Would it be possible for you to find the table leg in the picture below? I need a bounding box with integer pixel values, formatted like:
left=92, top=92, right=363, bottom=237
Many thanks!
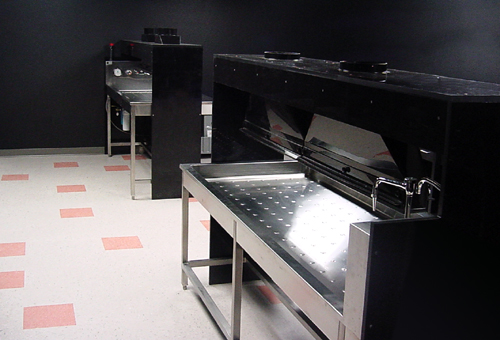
left=181, top=186, right=189, bottom=290
left=130, top=110, right=136, bottom=199
left=231, top=221, right=243, bottom=339
left=106, top=96, right=112, bottom=157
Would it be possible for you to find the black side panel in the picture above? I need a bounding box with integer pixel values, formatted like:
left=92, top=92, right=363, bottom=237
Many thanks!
left=150, top=45, right=202, bottom=199
left=211, top=83, right=282, bottom=163
left=441, top=103, right=500, bottom=244
left=361, top=219, right=434, bottom=339
left=118, top=41, right=202, bottom=199
left=389, top=222, right=499, bottom=340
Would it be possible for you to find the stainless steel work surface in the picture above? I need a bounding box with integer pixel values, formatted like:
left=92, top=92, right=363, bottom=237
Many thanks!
left=106, top=85, right=152, bottom=116
left=181, top=161, right=379, bottom=314
left=121, top=92, right=152, bottom=105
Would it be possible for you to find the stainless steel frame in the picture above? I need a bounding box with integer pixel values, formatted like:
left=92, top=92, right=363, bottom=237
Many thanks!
left=181, top=186, right=243, bottom=339
left=105, top=61, right=152, bottom=199
left=129, top=99, right=152, bottom=199
left=181, top=161, right=384, bottom=340
left=106, top=94, right=152, bottom=199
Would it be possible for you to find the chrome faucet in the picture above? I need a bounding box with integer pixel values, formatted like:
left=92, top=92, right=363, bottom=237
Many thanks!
left=416, top=177, right=441, bottom=195
left=372, top=177, right=418, bottom=218
left=416, top=177, right=442, bottom=212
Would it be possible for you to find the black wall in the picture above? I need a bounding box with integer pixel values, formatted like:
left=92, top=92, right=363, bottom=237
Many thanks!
left=1, top=0, right=499, bottom=150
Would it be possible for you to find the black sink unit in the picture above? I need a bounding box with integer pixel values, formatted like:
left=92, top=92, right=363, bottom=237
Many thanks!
left=107, top=40, right=202, bottom=199
left=206, top=54, right=500, bottom=339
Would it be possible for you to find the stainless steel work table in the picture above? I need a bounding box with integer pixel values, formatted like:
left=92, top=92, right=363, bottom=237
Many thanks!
left=180, top=161, right=380, bottom=340
left=106, top=85, right=152, bottom=199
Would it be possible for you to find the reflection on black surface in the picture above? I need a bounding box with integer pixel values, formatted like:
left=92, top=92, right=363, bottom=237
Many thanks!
left=245, top=96, right=403, bottom=179
left=232, top=55, right=500, bottom=98
left=305, top=115, right=402, bottom=177
left=244, top=96, right=313, bottom=154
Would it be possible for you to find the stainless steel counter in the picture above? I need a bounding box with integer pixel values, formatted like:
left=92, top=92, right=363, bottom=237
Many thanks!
left=181, top=161, right=381, bottom=339
left=106, top=86, right=152, bottom=117
left=105, top=61, right=153, bottom=198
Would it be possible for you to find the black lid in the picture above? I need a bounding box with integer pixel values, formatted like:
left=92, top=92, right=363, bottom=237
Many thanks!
left=339, top=61, right=388, bottom=73
left=264, top=51, right=301, bottom=60
left=143, top=28, right=178, bottom=35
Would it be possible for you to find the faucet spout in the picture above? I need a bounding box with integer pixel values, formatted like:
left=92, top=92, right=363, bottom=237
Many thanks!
left=372, top=177, right=418, bottom=218
left=416, top=177, right=441, bottom=195
left=416, top=177, right=442, bottom=213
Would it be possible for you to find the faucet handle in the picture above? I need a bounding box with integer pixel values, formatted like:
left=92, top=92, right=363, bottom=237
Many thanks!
left=416, top=177, right=441, bottom=195
left=404, top=177, right=418, bottom=194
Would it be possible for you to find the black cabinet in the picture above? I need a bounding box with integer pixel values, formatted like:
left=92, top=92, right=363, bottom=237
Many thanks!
left=110, top=40, right=202, bottom=199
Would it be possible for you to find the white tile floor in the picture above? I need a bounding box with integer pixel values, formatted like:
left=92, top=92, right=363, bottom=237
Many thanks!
left=0, top=153, right=315, bottom=339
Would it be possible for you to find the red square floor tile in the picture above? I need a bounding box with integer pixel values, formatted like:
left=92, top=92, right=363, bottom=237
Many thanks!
left=104, top=165, right=130, bottom=171
left=0, top=242, right=26, bottom=257
left=122, top=155, right=147, bottom=160
left=257, top=284, right=281, bottom=304
left=57, top=185, right=86, bottom=193
left=1, top=174, right=29, bottom=181
left=0, top=271, right=25, bottom=289
left=200, top=220, right=210, bottom=231
left=54, top=162, right=79, bottom=168
left=102, top=236, right=143, bottom=250
left=60, top=208, right=94, bottom=218
left=23, top=303, right=76, bottom=329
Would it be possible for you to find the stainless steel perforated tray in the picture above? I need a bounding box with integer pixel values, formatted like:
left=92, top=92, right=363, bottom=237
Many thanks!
left=181, top=160, right=378, bottom=314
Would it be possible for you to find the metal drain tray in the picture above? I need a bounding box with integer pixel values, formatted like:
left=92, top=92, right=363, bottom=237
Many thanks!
left=181, top=161, right=378, bottom=320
